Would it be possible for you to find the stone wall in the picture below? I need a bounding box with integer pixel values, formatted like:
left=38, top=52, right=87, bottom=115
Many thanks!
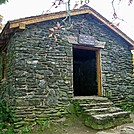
left=1, top=13, right=134, bottom=128
left=65, top=14, right=134, bottom=104
left=101, top=41, right=134, bottom=103
left=68, top=14, right=134, bottom=104
left=7, top=20, right=73, bottom=129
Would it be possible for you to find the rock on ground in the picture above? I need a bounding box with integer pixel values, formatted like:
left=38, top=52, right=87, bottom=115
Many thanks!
left=120, top=126, right=134, bottom=134
left=96, top=132, right=115, bottom=134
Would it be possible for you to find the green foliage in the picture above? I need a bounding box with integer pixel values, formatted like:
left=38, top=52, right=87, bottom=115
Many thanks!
left=120, top=102, right=134, bottom=113
left=72, top=101, right=83, bottom=115
left=65, top=101, right=83, bottom=116
left=36, top=119, right=50, bottom=131
left=65, top=103, right=76, bottom=114
left=37, top=120, right=49, bottom=127
left=0, top=0, right=8, bottom=4
left=21, top=126, right=31, bottom=134
left=0, top=123, right=14, bottom=134
left=0, top=94, right=14, bottom=133
left=0, top=99, right=14, bottom=123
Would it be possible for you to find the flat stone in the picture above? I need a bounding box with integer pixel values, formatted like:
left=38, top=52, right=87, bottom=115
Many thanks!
left=94, top=111, right=129, bottom=120
left=39, top=80, right=46, bottom=89
left=73, top=96, right=109, bottom=101
left=85, top=107, right=121, bottom=113
left=96, top=132, right=114, bottom=134
left=120, top=126, right=134, bottom=134
left=80, top=102, right=113, bottom=108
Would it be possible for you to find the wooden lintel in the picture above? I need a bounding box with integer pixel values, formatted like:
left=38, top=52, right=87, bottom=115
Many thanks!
left=19, top=23, right=25, bottom=30
left=9, top=9, right=89, bottom=29
left=73, top=45, right=99, bottom=51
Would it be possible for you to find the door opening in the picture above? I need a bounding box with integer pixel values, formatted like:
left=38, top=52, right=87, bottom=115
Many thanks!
left=73, top=47, right=98, bottom=96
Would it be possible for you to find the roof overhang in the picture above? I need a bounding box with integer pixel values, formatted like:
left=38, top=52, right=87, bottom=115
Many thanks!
left=0, top=6, right=134, bottom=50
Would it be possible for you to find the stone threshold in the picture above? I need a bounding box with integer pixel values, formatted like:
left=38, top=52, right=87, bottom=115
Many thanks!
left=73, top=96, right=109, bottom=100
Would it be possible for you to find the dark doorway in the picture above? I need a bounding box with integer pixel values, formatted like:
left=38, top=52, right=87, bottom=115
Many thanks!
left=73, top=47, right=98, bottom=96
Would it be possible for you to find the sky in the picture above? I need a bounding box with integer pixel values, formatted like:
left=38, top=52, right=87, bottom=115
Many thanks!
left=0, top=0, right=134, bottom=40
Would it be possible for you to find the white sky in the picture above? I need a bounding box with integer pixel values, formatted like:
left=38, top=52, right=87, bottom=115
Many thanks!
left=0, top=0, right=134, bottom=40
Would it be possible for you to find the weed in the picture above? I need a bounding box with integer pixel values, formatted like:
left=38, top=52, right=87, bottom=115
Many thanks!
left=120, top=102, right=134, bottom=113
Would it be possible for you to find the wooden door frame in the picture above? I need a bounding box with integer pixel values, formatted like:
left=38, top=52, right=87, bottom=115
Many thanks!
left=96, top=50, right=102, bottom=96
left=73, top=45, right=102, bottom=96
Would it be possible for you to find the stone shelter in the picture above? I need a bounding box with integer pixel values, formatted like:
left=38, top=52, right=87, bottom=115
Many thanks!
left=0, top=6, right=134, bottom=130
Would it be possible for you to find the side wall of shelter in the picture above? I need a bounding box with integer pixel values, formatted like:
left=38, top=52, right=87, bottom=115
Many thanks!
left=7, top=20, right=73, bottom=128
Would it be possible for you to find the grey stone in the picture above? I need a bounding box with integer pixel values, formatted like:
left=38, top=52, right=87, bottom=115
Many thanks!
left=64, top=35, right=78, bottom=44
left=120, top=126, right=134, bottom=134
left=96, top=132, right=114, bottom=134
left=26, top=60, right=38, bottom=64
left=44, top=70, right=53, bottom=75
left=39, top=80, right=46, bottom=89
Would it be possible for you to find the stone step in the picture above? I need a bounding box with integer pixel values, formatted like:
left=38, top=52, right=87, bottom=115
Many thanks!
left=73, top=96, right=110, bottom=103
left=85, top=107, right=122, bottom=115
left=93, top=111, right=130, bottom=120
left=73, top=96, right=132, bottom=130
left=80, top=102, right=113, bottom=109
left=85, top=111, right=132, bottom=130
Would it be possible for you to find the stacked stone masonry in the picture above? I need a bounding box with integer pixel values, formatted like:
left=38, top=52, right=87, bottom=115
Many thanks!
left=0, top=14, right=134, bottom=128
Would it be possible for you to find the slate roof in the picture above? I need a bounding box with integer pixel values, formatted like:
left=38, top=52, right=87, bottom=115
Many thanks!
left=0, top=6, right=134, bottom=50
